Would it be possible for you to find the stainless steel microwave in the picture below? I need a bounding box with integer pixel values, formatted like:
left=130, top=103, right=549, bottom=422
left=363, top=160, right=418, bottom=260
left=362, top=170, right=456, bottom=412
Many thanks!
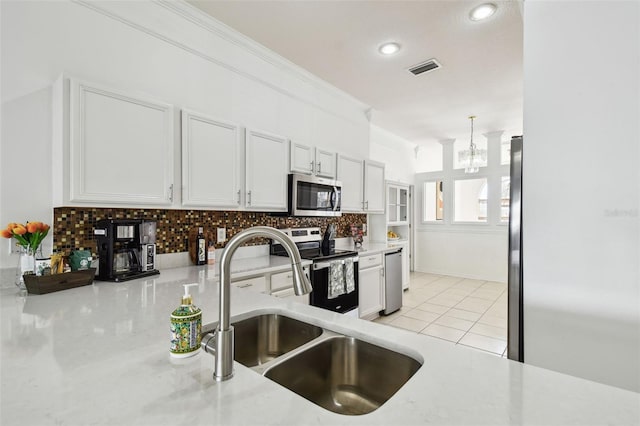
left=288, top=174, right=342, bottom=217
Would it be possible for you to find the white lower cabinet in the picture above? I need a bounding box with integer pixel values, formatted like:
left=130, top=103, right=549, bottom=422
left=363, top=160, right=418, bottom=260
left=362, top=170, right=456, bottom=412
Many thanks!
left=358, top=253, right=385, bottom=320
left=231, top=276, right=267, bottom=294
left=271, top=287, right=310, bottom=304
left=232, top=267, right=310, bottom=305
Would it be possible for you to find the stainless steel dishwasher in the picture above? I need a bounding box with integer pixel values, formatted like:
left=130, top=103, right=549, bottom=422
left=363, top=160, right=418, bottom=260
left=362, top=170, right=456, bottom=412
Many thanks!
left=383, top=249, right=403, bottom=315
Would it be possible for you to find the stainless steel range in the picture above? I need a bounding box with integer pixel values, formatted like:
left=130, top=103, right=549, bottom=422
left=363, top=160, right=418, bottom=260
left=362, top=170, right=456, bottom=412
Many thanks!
left=270, top=227, right=359, bottom=316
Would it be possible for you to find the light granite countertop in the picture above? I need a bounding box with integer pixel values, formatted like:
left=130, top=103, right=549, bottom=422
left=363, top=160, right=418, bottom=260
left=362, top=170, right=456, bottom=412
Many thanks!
left=1, top=263, right=639, bottom=425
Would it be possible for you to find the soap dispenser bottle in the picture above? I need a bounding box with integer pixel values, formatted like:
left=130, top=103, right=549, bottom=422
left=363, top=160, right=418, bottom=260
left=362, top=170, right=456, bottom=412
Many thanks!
left=170, top=283, right=202, bottom=358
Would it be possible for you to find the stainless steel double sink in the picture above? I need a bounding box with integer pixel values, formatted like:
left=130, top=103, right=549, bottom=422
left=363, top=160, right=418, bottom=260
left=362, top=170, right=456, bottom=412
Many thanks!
left=201, top=311, right=422, bottom=416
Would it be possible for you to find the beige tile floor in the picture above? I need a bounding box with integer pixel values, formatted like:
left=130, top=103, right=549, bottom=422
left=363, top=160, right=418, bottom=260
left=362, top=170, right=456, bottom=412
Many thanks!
left=373, top=272, right=509, bottom=357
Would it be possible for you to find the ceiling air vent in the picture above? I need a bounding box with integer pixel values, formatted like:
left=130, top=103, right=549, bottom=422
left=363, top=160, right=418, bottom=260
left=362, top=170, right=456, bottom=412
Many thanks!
left=408, top=59, right=441, bottom=76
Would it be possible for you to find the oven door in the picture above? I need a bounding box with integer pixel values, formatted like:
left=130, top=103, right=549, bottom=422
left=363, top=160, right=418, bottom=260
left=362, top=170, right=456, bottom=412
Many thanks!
left=309, top=257, right=359, bottom=314
left=289, top=174, right=342, bottom=217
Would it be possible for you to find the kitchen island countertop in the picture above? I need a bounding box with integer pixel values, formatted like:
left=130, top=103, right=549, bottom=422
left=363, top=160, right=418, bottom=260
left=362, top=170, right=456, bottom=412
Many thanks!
left=1, top=265, right=638, bottom=425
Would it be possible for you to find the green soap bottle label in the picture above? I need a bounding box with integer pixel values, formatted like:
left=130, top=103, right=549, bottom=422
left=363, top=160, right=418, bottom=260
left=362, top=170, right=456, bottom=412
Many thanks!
left=170, top=307, right=202, bottom=356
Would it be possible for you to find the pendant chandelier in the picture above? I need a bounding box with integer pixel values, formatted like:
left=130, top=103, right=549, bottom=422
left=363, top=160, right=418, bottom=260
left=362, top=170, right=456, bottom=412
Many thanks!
left=458, top=115, right=487, bottom=173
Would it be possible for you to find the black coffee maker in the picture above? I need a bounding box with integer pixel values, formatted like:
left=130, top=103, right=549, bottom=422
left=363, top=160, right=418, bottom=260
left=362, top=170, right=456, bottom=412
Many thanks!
left=94, top=219, right=160, bottom=282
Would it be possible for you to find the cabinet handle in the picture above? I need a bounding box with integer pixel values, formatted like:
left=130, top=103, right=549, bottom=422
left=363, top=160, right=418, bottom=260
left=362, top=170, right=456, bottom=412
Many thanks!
left=237, top=282, right=253, bottom=288
left=380, top=268, right=384, bottom=277
left=237, top=190, right=241, bottom=205
left=365, top=200, right=369, bottom=210
left=368, top=256, right=376, bottom=261
left=310, top=161, right=315, bottom=173
left=168, top=184, right=174, bottom=202
left=317, top=161, right=322, bottom=174
left=247, top=190, right=252, bottom=205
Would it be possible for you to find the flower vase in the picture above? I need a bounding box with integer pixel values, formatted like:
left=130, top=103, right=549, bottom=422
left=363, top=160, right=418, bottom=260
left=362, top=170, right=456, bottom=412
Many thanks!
left=15, top=246, right=41, bottom=290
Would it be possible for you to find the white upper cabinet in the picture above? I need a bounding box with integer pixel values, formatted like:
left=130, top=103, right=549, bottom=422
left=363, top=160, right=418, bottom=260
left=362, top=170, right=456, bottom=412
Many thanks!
left=337, top=155, right=386, bottom=213
left=290, top=142, right=315, bottom=175
left=245, top=128, right=288, bottom=211
left=290, top=142, right=337, bottom=179
left=315, top=148, right=337, bottom=179
left=337, top=155, right=364, bottom=212
left=181, top=110, right=242, bottom=208
left=54, top=77, right=174, bottom=207
left=364, top=160, right=386, bottom=213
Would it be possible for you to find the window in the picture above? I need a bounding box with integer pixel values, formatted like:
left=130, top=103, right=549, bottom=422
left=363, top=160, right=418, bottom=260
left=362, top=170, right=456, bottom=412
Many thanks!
left=422, top=181, right=444, bottom=222
left=454, top=178, right=488, bottom=222
left=501, top=176, right=510, bottom=222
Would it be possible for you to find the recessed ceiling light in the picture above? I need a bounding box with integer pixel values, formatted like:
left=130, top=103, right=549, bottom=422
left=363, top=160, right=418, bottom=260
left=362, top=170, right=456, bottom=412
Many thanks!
left=378, top=42, right=401, bottom=55
left=469, top=3, right=497, bottom=21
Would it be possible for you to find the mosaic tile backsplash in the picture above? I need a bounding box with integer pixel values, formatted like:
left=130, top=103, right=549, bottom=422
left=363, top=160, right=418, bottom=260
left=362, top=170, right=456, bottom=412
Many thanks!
left=53, top=208, right=367, bottom=256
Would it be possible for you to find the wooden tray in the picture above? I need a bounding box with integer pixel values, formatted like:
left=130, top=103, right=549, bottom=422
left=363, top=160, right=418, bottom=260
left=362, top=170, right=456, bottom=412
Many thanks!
left=23, top=268, right=96, bottom=295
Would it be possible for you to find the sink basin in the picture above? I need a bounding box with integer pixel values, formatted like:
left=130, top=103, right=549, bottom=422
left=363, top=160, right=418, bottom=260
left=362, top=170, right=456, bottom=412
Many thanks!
left=264, top=336, right=421, bottom=415
left=231, top=314, right=323, bottom=367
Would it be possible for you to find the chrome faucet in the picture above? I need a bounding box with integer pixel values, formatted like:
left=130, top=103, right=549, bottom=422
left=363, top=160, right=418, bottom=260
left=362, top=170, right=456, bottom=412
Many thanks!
left=213, top=226, right=312, bottom=381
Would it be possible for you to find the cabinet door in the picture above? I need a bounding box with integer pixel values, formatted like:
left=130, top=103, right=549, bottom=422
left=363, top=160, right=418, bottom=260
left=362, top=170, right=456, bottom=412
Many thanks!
left=232, top=276, right=267, bottom=294
left=290, top=141, right=315, bottom=175
left=364, top=160, right=385, bottom=213
left=271, top=287, right=310, bottom=305
left=246, top=128, right=288, bottom=211
left=69, top=79, right=174, bottom=205
left=359, top=266, right=384, bottom=318
left=315, top=148, right=337, bottom=179
left=337, top=155, right=364, bottom=212
left=181, top=110, right=242, bottom=208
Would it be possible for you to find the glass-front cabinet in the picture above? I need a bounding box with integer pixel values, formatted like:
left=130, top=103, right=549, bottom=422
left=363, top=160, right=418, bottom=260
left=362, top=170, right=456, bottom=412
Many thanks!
left=388, top=185, right=409, bottom=225
left=369, top=181, right=412, bottom=291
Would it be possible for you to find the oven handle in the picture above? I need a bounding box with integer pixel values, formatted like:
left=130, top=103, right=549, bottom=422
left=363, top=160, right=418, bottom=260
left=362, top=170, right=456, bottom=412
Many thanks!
left=313, top=257, right=359, bottom=270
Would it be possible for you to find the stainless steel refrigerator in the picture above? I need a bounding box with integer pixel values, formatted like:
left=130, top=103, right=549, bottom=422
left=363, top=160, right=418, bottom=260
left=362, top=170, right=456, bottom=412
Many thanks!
left=508, top=136, right=524, bottom=362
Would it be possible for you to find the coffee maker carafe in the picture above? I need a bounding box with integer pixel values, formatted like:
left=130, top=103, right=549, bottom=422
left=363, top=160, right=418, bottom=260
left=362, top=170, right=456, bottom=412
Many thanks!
left=94, top=219, right=160, bottom=282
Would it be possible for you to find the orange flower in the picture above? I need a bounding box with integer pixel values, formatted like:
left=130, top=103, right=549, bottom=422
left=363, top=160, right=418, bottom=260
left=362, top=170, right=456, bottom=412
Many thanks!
left=6, top=222, right=18, bottom=230
left=42, top=224, right=50, bottom=232
left=12, top=224, right=27, bottom=235
left=0, top=229, right=12, bottom=239
left=26, top=222, right=40, bottom=233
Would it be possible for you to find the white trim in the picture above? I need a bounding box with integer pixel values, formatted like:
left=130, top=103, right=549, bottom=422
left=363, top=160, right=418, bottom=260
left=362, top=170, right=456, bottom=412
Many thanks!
left=415, top=227, right=506, bottom=235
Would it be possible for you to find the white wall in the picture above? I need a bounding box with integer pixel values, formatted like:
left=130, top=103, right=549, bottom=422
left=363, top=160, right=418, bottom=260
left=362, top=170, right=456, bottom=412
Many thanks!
left=369, top=124, right=416, bottom=184
left=523, top=0, right=639, bottom=392
left=415, top=229, right=507, bottom=282
left=415, top=142, right=443, bottom=173
left=0, top=1, right=371, bottom=268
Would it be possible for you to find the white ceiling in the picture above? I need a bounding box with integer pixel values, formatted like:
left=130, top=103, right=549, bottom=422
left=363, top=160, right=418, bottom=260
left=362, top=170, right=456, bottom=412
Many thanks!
left=188, top=0, right=523, bottom=147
